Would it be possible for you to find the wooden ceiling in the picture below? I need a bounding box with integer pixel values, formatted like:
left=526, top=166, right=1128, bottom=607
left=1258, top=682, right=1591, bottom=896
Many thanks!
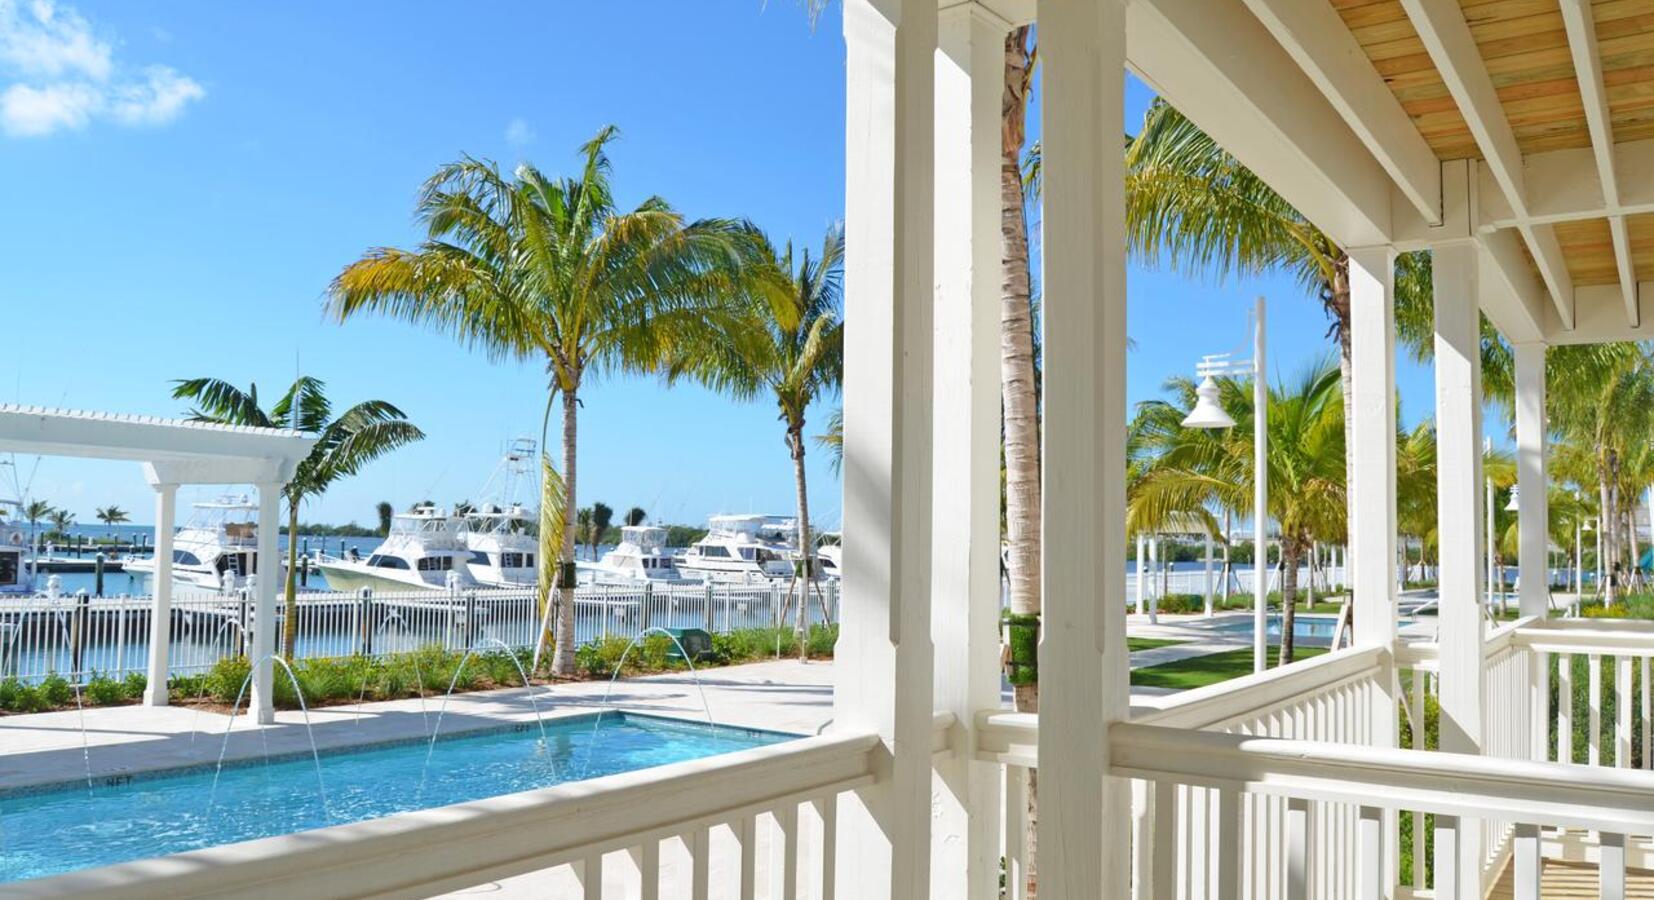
left=1328, top=0, right=1654, bottom=295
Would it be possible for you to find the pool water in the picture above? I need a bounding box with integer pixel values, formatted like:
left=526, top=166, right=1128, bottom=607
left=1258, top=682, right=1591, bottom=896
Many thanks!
left=0, top=713, right=790, bottom=885
left=1211, top=615, right=1339, bottom=643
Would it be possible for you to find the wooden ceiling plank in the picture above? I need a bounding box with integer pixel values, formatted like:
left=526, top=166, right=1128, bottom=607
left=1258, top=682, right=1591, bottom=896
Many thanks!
left=1240, top=0, right=1441, bottom=222
left=1560, top=0, right=1638, bottom=323
left=1400, top=0, right=1575, bottom=325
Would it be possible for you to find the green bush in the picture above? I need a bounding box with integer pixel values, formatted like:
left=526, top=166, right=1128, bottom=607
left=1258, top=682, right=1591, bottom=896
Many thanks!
left=3, top=682, right=48, bottom=713
left=85, top=675, right=126, bottom=706
left=124, top=672, right=147, bottom=698
left=0, top=677, right=21, bottom=710
left=39, top=674, right=73, bottom=707
left=205, top=656, right=253, bottom=704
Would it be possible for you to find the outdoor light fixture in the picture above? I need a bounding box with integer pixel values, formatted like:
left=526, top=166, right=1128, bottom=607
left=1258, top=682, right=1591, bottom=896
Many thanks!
left=1181, top=376, right=1237, bottom=430
left=1505, top=484, right=1520, bottom=512
left=1183, top=296, right=1268, bottom=672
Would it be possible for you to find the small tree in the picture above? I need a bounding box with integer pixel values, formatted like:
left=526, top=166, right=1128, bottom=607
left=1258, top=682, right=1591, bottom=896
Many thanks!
left=624, top=506, right=647, bottom=527
left=375, top=501, right=394, bottom=536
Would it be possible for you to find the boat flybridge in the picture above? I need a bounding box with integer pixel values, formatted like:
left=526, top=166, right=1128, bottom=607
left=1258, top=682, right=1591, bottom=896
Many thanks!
left=816, top=531, right=843, bottom=580
left=580, top=524, right=692, bottom=584
left=314, top=504, right=479, bottom=593
left=677, top=514, right=797, bottom=583
left=460, top=439, right=539, bottom=588
left=0, top=500, right=28, bottom=596
left=124, top=495, right=260, bottom=593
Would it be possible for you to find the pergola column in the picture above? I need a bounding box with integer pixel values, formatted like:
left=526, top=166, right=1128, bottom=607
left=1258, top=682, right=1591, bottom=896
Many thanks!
left=1348, top=245, right=1399, bottom=655
left=1514, top=341, right=1549, bottom=617
left=836, top=0, right=937, bottom=896
left=250, top=480, right=284, bottom=725
left=1038, top=0, right=1131, bottom=895
left=931, top=4, right=1007, bottom=897
left=1433, top=240, right=1485, bottom=897
left=142, top=478, right=178, bottom=706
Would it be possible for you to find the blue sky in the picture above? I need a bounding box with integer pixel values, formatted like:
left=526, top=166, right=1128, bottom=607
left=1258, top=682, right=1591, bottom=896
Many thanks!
left=0, top=0, right=1441, bottom=528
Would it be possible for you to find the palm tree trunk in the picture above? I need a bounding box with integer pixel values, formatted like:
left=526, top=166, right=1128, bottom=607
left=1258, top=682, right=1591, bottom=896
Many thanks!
left=1001, top=25, right=1039, bottom=898
left=1280, top=538, right=1301, bottom=665
left=789, top=426, right=812, bottom=661
left=283, top=500, right=301, bottom=660
left=552, top=386, right=580, bottom=676
left=1328, top=257, right=1355, bottom=518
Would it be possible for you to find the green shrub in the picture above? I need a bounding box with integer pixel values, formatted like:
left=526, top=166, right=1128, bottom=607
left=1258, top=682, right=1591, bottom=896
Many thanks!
left=0, top=677, right=21, bottom=710
left=205, top=656, right=253, bottom=704
left=7, top=684, right=47, bottom=713
left=123, top=672, right=147, bottom=699
left=85, top=675, right=126, bottom=706
left=39, top=674, right=73, bottom=707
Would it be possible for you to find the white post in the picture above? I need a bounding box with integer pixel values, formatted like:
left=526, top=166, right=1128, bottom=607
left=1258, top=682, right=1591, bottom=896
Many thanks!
left=836, top=0, right=936, bottom=895
left=1148, top=535, right=1160, bottom=624
left=1135, top=533, right=1145, bottom=615
left=1038, top=0, right=1130, bottom=894
left=1253, top=295, right=1268, bottom=672
left=1203, top=529, right=1215, bottom=616
left=931, top=5, right=1005, bottom=896
left=1348, top=246, right=1398, bottom=656
left=250, top=481, right=283, bottom=725
left=142, top=479, right=178, bottom=706
left=1432, top=239, right=1484, bottom=898
left=1485, top=438, right=1496, bottom=612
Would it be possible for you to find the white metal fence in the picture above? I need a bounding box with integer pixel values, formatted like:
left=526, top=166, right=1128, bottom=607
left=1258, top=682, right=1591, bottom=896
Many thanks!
left=0, top=580, right=838, bottom=685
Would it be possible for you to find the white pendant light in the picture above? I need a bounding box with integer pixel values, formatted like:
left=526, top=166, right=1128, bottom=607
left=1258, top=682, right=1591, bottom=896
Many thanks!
left=1181, top=376, right=1237, bottom=430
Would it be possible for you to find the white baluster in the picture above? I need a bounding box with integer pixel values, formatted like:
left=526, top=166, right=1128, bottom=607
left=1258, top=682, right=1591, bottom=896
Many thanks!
left=1004, top=768, right=1027, bottom=900
left=1617, top=656, right=1632, bottom=767
left=817, top=795, right=837, bottom=900
left=579, top=852, right=602, bottom=900
left=1216, top=788, right=1240, bottom=900
left=779, top=802, right=799, bottom=900
left=1590, top=654, right=1603, bottom=766
left=739, top=814, right=758, bottom=900
left=1601, top=831, right=1626, bottom=900
left=1285, top=797, right=1311, bottom=900
left=690, top=825, right=710, bottom=900
left=1512, top=823, right=1540, bottom=900
left=1433, top=814, right=1460, bottom=899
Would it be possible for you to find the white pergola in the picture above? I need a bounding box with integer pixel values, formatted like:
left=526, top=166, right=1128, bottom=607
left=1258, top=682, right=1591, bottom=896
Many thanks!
left=0, top=405, right=313, bottom=724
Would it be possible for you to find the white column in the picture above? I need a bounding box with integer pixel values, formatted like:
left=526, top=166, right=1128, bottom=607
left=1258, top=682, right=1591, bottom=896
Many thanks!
left=836, top=0, right=936, bottom=896
left=1514, top=342, right=1549, bottom=617
left=142, top=480, right=178, bottom=706
left=1432, top=241, right=1484, bottom=897
left=1348, top=245, right=1398, bottom=654
left=931, top=5, right=1006, bottom=897
left=1038, top=0, right=1130, bottom=895
left=1203, top=529, right=1215, bottom=616
left=1135, top=533, right=1145, bottom=615
left=250, top=481, right=283, bottom=725
left=1148, top=536, right=1160, bottom=624
left=1253, top=296, right=1269, bottom=672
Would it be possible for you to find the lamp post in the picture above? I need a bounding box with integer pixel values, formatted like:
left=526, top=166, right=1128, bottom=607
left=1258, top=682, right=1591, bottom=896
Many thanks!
left=1485, top=438, right=1496, bottom=614
left=1182, top=296, right=1267, bottom=672
left=1504, top=485, right=1520, bottom=604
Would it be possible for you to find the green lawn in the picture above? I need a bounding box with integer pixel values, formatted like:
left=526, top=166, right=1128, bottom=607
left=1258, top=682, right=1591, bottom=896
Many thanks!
left=1130, top=645, right=1330, bottom=691
left=1126, top=637, right=1188, bottom=652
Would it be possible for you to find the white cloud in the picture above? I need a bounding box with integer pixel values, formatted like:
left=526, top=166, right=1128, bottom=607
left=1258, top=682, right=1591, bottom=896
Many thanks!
left=0, top=0, right=202, bottom=137
left=505, top=117, right=534, bottom=149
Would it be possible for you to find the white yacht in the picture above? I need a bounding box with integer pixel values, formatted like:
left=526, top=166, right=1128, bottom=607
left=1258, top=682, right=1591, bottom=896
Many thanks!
left=0, top=501, right=28, bottom=596
left=580, top=525, right=691, bottom=584
left=676, top=514, right=796, bottom=582
left=460, top=439, right=539, bottom=588
left=314, top=505, right=479, bottom=593
left=816, top=531, right=843, bottom=580
left=124, top=496, right=260, bottom=592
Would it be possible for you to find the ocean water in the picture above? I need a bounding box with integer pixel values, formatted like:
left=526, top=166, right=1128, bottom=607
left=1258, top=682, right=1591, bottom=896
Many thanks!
left=0, top=712, right=790, bottom=885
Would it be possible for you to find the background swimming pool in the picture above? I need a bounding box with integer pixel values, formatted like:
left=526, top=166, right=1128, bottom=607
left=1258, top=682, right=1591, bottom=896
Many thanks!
left=1210, top=615, right=1339, bottom=643
left=0, top=713, right=789, bottom=884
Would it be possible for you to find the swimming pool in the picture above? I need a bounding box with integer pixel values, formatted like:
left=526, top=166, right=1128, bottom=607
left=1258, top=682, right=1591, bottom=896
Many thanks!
left=0, top=713, right=790, bottom=885
left=1210, top=615, right=1339, bottom=643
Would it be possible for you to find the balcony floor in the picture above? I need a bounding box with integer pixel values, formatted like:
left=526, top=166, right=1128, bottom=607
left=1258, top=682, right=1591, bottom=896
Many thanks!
left=1487, top=859, right=1654, bottom=898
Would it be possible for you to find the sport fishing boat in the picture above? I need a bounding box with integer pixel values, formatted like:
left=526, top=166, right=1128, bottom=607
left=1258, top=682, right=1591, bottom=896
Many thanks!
left=816, top=531, right=843, bottom=580
left=459, top=439, right=539, bottom=588
left=580, top=525, right=692, bottom=584
left=0, top=501, right=29, bottom=596
left=676, top=514, right=796, bottom=583
left=124, top=496, right=260, bottom=592
left=313, top=504, right=479, bottom=592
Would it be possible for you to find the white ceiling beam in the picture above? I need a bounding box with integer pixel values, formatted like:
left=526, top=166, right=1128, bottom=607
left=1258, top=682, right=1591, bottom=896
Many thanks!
left=1399, top=0, right=1575, bottom=328
left=1237, top=0, right=1441, bottom=225
left=1548, top=283, right=1654, bottom=345
left=1559, top=0, right=1638, bottom=326
left=1477, top=138, right=1654, bottom=229
left=1478, top=229, right=1549, bottom=344
left=1127, top=0, right=1402, bottom=250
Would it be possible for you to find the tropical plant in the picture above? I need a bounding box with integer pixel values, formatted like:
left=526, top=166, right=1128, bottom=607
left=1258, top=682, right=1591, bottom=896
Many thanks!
left=20, top=499, right=51, bottom=550
left=624, top=506, right=647, bottom=527
left=590, top=502, right=614, bottom=557
left=95, top=505, right=129, bottom=534
left=172, top=376, right=424, bottom=658
left=664, top=227, right=843, bottom=658
left=376, top=501, right=394, bottom=537
left=1128, top=358, right=1347, bottom=664
left=575, top=507, right=593, bottom=558
left=47, top=508, right=73, bottom=539
left=328, top=126, right=756, bottom=675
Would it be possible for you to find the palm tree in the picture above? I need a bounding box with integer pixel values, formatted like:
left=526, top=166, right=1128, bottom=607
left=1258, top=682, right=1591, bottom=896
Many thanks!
left=21, top=499, right=51, bottom=551
left=328, top=126, right=755, bottom=675
left=172, top=376, right=423, bottom=658
left=590, top=502, right=614, bottom=557
left=664, top=228, right=843, bottom=658
left=624, top=506, right=647, bottom=527
left=95, top=505, right=130, bottom=535
left=376, top=501, right=394, bottom=537
left=575, top=508, right=594, bottom=560
left=1129, top=358, right=1346, bottom=665
left=47, top=508, right=74, bottom=540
